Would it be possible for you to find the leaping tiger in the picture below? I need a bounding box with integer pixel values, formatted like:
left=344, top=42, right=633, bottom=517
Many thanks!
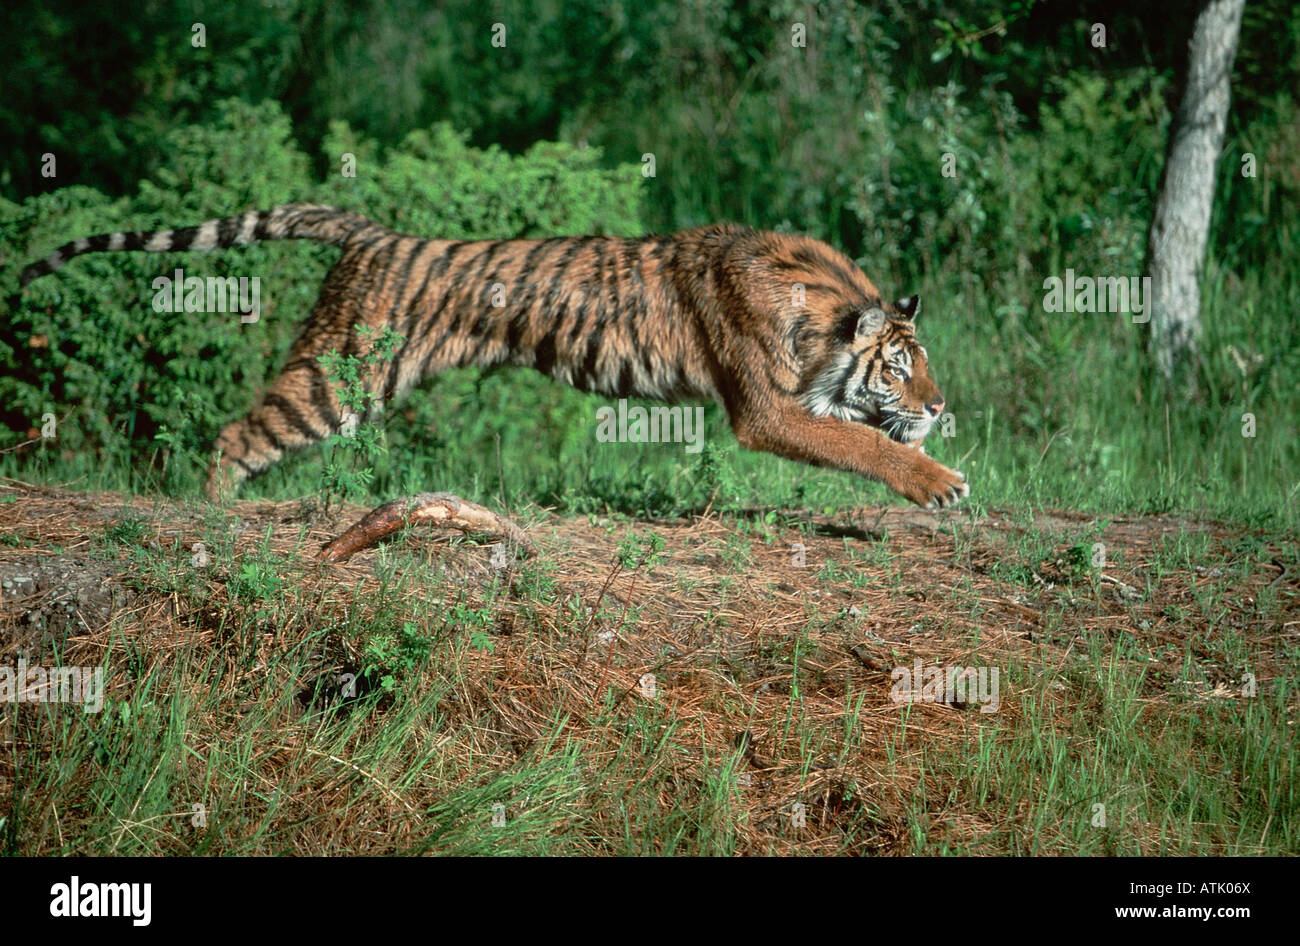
left=21, top=204, right=968, bottom=508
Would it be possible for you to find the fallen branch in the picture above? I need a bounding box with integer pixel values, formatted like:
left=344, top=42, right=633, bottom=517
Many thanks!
left=318, top=491, right=532, bottom=563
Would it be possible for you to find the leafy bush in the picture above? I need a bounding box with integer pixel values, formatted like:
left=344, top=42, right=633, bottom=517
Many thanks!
left=1, top=98, right=644, bottom=495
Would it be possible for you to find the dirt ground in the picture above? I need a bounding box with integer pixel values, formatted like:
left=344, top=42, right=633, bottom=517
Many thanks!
left=1, top=479, right=1297, bottom=854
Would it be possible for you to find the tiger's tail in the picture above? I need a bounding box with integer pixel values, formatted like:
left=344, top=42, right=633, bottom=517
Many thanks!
left=19, top=204, right=378, bottom=288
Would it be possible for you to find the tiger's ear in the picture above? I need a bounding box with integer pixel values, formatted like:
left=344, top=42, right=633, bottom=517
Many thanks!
left=895, top=294, right=920, bottom=320
left=854, top=305, right=886, bottom=337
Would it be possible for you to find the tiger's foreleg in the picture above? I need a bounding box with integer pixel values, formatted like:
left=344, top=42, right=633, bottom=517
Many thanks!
left=729, top=401, right=968, bottom=509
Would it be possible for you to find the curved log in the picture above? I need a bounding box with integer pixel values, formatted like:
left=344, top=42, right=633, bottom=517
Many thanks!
left=318, top=491, right=532, bottom=562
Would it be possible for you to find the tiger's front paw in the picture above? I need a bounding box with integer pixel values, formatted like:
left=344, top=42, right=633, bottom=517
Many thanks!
left=894, top=456, right=968, bottom=510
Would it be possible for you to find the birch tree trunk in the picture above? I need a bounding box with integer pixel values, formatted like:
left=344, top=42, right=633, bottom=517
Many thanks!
left=1146, top=0, right=1247, bottom=383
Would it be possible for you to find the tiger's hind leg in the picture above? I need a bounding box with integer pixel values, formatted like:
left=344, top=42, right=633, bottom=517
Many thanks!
left=204, top=247, right=389, bottom=501
left=205, top=353, right=345, bottom=501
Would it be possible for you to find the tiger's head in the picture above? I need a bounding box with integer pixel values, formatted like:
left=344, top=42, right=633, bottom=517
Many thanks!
left=801, top=294, right=946, bottom=446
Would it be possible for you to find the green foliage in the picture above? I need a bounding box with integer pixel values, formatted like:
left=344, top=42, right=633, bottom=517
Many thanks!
left=230, top=558, right=285, bottom=603
left=316, top=324, right=404, bottom=509
left=616, top=530, right=666, bottom=571
left=2, top=101, right=327, bottom=476
left=101, top=514, right=148, bottom=547
left=2, top=98, right=643, bottom=498
left=318, top=121, right=642, bottom=240
left=362, top=620, right=433, bottom=691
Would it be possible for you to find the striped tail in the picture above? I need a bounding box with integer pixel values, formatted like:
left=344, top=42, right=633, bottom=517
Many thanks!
left=19, top=204, right=377, bottom=288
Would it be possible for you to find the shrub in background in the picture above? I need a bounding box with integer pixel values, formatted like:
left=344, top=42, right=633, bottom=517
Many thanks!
left=1, top=98, right=644, bottom=497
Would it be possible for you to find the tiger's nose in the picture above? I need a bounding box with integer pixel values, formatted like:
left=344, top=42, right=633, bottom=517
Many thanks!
left=925, top=397, right=945, bottom=417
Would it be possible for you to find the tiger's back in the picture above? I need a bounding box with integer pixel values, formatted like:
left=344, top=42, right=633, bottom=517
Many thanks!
left=351, top=228, right=727, bottom=403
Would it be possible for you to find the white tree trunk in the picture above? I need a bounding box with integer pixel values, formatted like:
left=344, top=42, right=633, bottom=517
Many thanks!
left=1146, top=0, right=1247, bottom=382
